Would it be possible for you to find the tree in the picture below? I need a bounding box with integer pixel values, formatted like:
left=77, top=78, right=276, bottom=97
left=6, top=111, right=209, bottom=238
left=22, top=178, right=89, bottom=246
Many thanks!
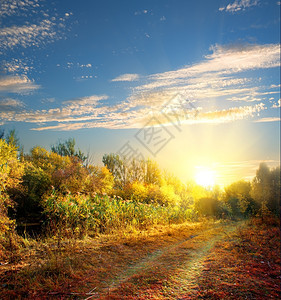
left=251, top=163, right=280, bottom=214
left=143, top=159, right=162, bottom=185
left=194, top=197, right=222, bottom=217
left=51, top=138, right=87, bottom=162
left=0, top=139, right=23, bottom=236
left=4, top=129, right=24, bottom=160
left=5, top=129, right=20, bottom=149
left=224, top=180, right=256, bottom=217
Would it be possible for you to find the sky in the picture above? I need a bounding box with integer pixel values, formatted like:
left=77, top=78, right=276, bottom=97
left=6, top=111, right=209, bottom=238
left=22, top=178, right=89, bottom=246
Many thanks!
left=0, top=0, right=280, bottom=186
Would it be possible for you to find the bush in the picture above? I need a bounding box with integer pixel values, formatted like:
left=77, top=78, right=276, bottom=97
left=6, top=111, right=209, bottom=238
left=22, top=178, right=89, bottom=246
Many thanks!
left=194, top=197, right=224, bottom=218
left=40, top=192, right=196, bottom=237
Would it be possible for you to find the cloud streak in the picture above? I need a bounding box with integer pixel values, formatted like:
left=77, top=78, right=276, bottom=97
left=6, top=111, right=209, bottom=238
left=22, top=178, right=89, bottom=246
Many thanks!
left=112, top=73, right=140, bottom=82
left=254, top=117, right=281, bottom=123
left=0, top=75, right=40, bottom=93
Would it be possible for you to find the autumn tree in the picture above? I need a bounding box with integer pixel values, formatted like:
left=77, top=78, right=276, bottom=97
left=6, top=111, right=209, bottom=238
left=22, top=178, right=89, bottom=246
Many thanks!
left=143, top=159, right=162, bottom=185
left=0, top=139, right=23, bottom=237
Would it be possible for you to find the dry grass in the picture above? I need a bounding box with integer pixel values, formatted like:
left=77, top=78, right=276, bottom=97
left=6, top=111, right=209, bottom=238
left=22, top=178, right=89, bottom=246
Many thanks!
left=0, top=220, right=211, bottom=299
left=1, top=218, right=279, bottom=299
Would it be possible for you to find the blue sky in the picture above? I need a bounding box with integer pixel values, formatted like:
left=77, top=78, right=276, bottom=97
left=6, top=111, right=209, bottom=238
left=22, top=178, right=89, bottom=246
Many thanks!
left=0, top=0, right=280, bottom=185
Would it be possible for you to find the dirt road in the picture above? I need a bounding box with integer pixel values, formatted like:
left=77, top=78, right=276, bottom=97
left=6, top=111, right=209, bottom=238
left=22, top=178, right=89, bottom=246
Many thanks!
left=2, top=219, right=279, bottom=299
left=80, top=221, right=243, bottom=299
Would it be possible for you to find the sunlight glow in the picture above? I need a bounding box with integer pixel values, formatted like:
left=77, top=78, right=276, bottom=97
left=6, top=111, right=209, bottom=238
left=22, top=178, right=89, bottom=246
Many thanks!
left=195, top=167, right=216, bottom=188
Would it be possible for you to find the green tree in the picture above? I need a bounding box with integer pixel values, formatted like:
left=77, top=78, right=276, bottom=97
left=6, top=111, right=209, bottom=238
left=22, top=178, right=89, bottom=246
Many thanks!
left=51, top=138, right=87, bottom=162
left=5, top=129, right=20, bottom=149
left=102, top=153, right=129, bottom=188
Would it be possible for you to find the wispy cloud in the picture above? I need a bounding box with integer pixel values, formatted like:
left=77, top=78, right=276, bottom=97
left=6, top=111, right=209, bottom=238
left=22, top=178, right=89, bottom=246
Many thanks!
left=62, top=95, right=108, bottom=106
left=111, top=73, right=140, bottom=82
left=144, top=103, right=266, bottom=127
left=128, top=44, right=279, bottom=111
left=0, top=75, right=40, bottom=93
left=0, top=43, right=279, bottom=131
left=143, top=44, right=279, bottom=87
left=0, top=98, right=24, bottom=111
left=254, top=117, right=281, bottom=123
left=0, top=94, right=109, bottom=126
left=219, top=0, right=259, bottom=13
left=193, top=103, right=265, bottom=123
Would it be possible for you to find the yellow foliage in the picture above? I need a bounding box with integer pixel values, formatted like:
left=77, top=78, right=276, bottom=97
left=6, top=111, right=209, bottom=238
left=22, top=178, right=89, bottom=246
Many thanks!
left=0, top=139, right=23, bottom=237
left=159, top=184, right=181, bottom=206
left=130, top=181, right=148, bottom=202
left=29, top=146, right=71, bottom=173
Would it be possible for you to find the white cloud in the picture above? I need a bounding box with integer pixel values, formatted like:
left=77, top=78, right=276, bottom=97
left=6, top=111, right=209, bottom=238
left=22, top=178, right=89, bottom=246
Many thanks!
left=111, top=73, right=140, bottom=82
left=254, top=117, right=281, bottom=123
left=2, top=58, right=34, bottom=76
left=219, top=0, right=258, bottom=12
left=0, top=75, right=40, bottom=93
left=79, top=63, right=92, bottom=68
left=143, top=103, right=266, bottom=127
left=0, top=94, right=109, bottom=126
left=0, top=1, right=72, bottom=54
left=134, top=10, right=149, bottom=15
left=145, top=44, right=279, bottom=86
left=272, top=99, right=281, bottom=108
left=27, top=102, right=266, bottom=131
left=0, top=98, right=24, bottom=110
left=228, top=95, right=261, bottom=102
left=0, top=0, right=39, bottom=18
left=0, top=20, right=58, bottom=51
left=196, top=103, right=265, bottom=123
left=270, top=84, right=281, bottom=89
left=62, top=95, right=108, bottom=106
left=1, top=43, right=278, bottom=131
left=129, top=44, right=279, bottom=110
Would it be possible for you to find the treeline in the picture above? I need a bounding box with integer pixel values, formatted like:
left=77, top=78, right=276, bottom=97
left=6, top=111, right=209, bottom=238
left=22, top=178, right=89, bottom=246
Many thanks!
left=0, top=132, right=280, bottom=243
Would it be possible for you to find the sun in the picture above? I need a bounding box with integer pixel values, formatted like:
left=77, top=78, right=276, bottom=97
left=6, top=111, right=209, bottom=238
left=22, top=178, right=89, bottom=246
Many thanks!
left=195, top=167, right=216, bottom=188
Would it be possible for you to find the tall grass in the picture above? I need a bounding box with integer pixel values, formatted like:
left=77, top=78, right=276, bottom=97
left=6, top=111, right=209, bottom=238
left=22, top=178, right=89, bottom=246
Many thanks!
left=41, top=192, right=194, bottom=238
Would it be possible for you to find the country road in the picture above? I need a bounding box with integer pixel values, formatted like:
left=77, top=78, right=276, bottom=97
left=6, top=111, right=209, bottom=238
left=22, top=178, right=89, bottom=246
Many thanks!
left=1, top=219, right=280, bottom=299
left=77, top=221, right=244, bottom=299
